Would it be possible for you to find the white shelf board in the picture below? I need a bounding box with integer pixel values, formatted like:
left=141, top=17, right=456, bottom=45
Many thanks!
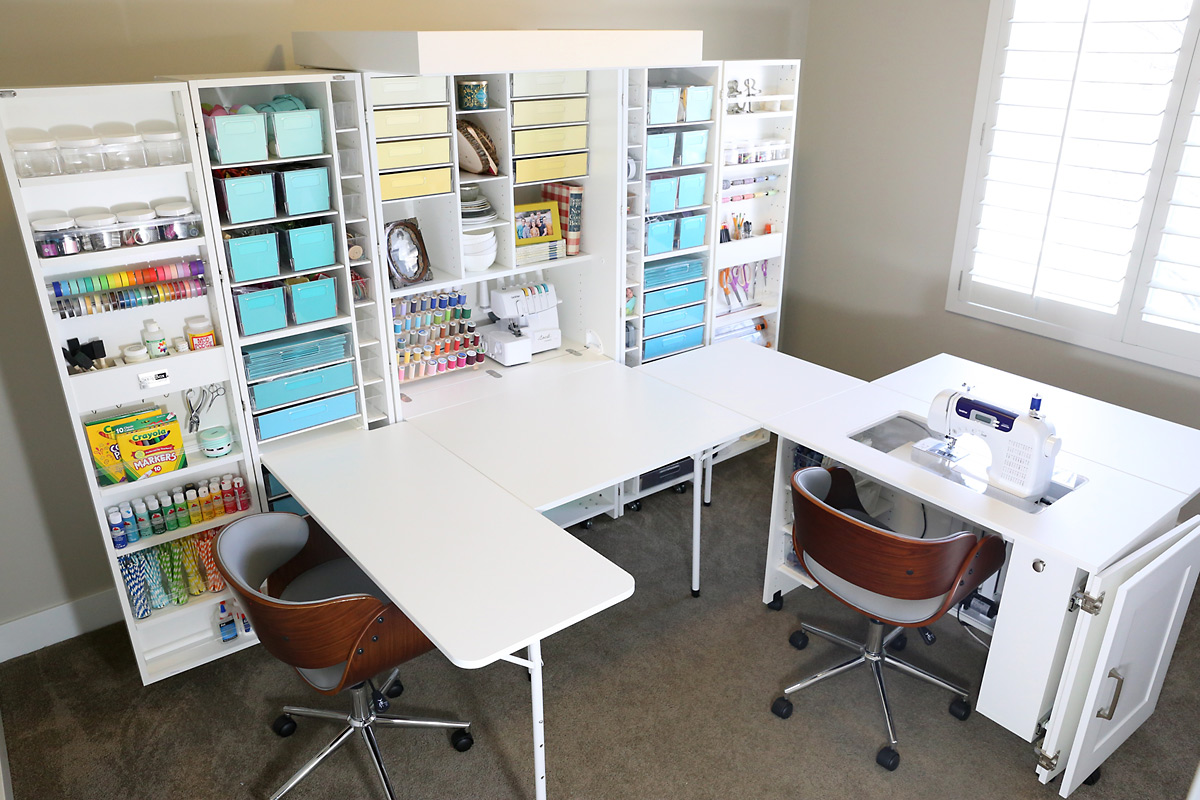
left=230, top=263, right=345, bottom=288
left=220, top=209, right=338, bottom=232
left=723, top=110, right=794, bottom=120
left=542, top=491, right=616, bottom=529
left=18, top=162, right=193, bottom=188
left=237, top=313, right=355, bottom=347
left=40, top=238, right=207, bottom=276
left=459, top=172, right=509, bottom=185
left=646, top=119, right=715, bottom=129
left=514, top=174, right=589, bottom=188
left=98, top=443, right=248, bottom=502
left=643, top=203, right=710, bottom=218
left=70, top=346, right=231, bottom=411
left=713, top=302, right=780, bottom=329
left=721, top=158, right=791, bottom=171
left=645, top=162, right=713, bottom=175
left=644, top=244, right=708, bottom=263
left=211, top=152, right=333, bottom=170
left=116, top=508, right=258, bottom=557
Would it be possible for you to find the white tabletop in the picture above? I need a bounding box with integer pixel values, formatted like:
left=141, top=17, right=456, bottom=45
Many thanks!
left=261, top=424, right=635, bottom=669
left=409, top=359, right=760, bottom=511
left=874, top=353, right=1200, bottom=496
left=637, top=339, right=865, bottom=423
left=767, top=384, right=1187, bottom=573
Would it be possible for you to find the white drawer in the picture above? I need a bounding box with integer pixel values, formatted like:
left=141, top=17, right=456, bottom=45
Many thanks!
left=511, top=71, right=588, bottom=98
left=370, top=76, right=447, bottom=107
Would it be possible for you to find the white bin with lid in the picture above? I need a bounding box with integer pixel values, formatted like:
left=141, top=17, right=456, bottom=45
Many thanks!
left=76, top=212, right=121, bottom=251
left=117, top=207, right=160, bottom=246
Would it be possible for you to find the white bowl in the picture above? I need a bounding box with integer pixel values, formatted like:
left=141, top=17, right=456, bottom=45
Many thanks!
left=464, top=248, right=498, bottom=272
left=463, top=239, right=496, bottom=256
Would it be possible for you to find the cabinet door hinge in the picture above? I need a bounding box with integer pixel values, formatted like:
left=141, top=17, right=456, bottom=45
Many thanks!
left=1034, top=745, right=1059, bottom=771
left=0, top=90, right=17, bottom=99
left=1069, top=590, right=1104, bottom=615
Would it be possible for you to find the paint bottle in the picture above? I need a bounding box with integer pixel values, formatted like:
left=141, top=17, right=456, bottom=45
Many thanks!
left=132, top=500, right=149, bottom=542
left=147, top=496, right=166, bottom=535
left=210, top=482, right=225, bottom=517
left=160, top=492, right=178, bottom=531
left=221, top=479, right=237, bottom=515
left=119, top=503, right=137, bottom=540
left=141, top=320, right=168, bottom=358
left=186, top=489, right=202, bottom=525
left=233, top=476, right=251, bottom=511
left=174, top=490, right=190, bottom=529
left=109, top=511, right=128, bottom=550
left=198, top=486, right=214, bottom=521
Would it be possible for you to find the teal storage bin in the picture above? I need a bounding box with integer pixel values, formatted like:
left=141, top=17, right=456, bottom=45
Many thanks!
left=644, top=279, right=706, bottom=313
left=236, top=286, right=287, bottom=336
left=644, top=257, right=704, bottom=289
left=207, top=114, right=268, bottom=164
left=645, top=132, right=677, bottom=170
left=645, top=218, right=676, bottom=256
left=220, top=173, right=276, bottom=224
left=269, top=495, right=308, bottom=516
left=251, top=361, right=355, bottom=411
left=678, top=213, right=707, bottom=249
left=287, top=277, right=337, bottom=324
left=647, top=86, right=681, bottom=124
left=677, top=173, right=707, bottom=208
left=264, top=471, right=287, bottom=497
left=643, top=303, right=705, bottom=337
left=267, top=109, right=324, bottom=158
left=647, top=177, right=679, bottom=213
left=226, top=231, right=280, bottom=283
left=278, top=166, right=330, bottom=216
left=643, top=325, right=704, bottom=360
left=679, top=129, right=709, bottom=166
left=256, top=391, right=358, bottom=439
left=284, top=223, right=335, bottom=270
left=681, top=86, right=714, bottom=122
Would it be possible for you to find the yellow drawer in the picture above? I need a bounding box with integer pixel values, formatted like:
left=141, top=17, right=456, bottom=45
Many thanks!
left=512, top=125, right=588, bottom=156
left=370, top=76, right=447, bottom=107
left=511, top=97, right=588, bottom=128
left=374, top=107, right=449, bottom=139
left=514, top=152, right=588, bottom=184
left=376, top=137, right=451, bottom=170
left=511, top=71, right=588, bottom=98
left=379, top=167, right=452, bottom=200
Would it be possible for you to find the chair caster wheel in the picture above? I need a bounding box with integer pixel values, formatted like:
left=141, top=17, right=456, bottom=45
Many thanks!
left=766, top=593, right=784, bottom=611
left=582, top=518, right=594, bottom=530
left=628, top=500, right=642, bottom=512
left=272, top=715, right=297, bottom=738
left=788, top=630, right=809, bottom=650
left=949, top=698, right=971, bottom=720
left=770, top=697, right=793, bottom=719
left=451, top=729, right=474, bottom=752
left=372, top=693, right=390, bottom=713
left=385, top=680, right=405, bottom=699
left=876, top=746, right=900, bottom=771
left=691, top=589, right=700, bottom=598
left=888, top=634, right=907, bottom=652
left=674, top=483, right=688, bottom=494
left=1083, top=768, right=1101, bottom=786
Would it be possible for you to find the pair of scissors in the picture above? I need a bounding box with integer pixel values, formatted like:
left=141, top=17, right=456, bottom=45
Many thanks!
left=731, top=264, right=751, bottom=303
left=718, top=269, right=734, bottom=307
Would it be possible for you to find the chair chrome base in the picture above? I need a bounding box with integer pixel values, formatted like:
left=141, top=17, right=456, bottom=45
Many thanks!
left=271, top=671, right=471, bottom=800
left=778, top=619, right=969, bottom=755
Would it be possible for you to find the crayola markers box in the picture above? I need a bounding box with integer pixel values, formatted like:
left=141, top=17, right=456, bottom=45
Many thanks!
left=115, top=412, right=188, bottom=481
left=83, top=405, right=161, bottom=485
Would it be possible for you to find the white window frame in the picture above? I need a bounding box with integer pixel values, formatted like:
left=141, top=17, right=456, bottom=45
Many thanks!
left=947, top=0, right=1200, bottom=379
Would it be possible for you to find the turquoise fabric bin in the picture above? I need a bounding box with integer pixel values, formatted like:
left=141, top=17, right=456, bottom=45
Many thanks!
left=644, top=279, right=706, bottom=313
left=278, top=166, right=330, bottom=216
left=267, top=109, right=324, bottom=158
left=226, top=231, right=280, bottom=282
left=236, top=286, right=287, bottom=336
left=256, top=391, right=358, bottom=439
left=645, top=132, right=677, bottom=170
left=679, top=129, right=709, bottom=166
left=643, top=325, right=704, bottom=360
left=220, top=173, right=276, bottom=224
left=207, top=114, right=268, bottom=164
left=284, top=223, right=335, bottom=270
left=678, top=213, right=707, bottom=249
left=251, top=361, right=354, bottom=410
left=647, top=87, right=681, bottom=124
left=644, top=257, right=704, bottom=289
left=264, top=472, right=287, bottom=497
left=645, top=218, right=676, bottom=256
left=647, top=177, right=679, bottom=213
left=269, top=495, right=308, bottom=516
left=677, top=173, right=707, bottom=208
left=681, top=86, right=714, bottom=122
left=643, top=303, right=705, bottom=337
left=287, top=277, right=337, bottom=324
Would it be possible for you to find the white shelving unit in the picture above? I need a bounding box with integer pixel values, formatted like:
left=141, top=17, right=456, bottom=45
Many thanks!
left=0, top=81, right=264, bottom=684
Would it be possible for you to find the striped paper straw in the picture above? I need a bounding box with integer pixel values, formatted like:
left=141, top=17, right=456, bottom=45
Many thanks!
left=196, top=531, right=225, bottom=591
left=138, top=550, right=170, bottom=609
left=181, top=536, right=207, bottom=596
left=118, top=555, right=151, bottom=619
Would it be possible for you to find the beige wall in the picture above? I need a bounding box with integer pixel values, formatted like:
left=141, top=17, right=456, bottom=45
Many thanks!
left=784, top=0, right=1200, bottom=430
left=0, top=7, right=809, bottom=629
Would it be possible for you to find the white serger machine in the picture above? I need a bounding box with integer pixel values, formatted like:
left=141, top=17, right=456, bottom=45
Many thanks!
left=480, top=282, right=562, bottom=366
left=919, top=385, right=1062, bottom=500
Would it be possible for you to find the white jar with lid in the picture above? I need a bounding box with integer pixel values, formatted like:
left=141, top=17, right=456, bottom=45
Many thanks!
left=10, top=137, right=63, bottom=178
left=142, top=128, right=186, bottom=166
left=102, top=132, right=148, bottom=170
left=57, top=134, right=106, bottom=174
left=155, top=201, right=198, bottom=240
left=117, top=208, right=160, bottom=246
left=31, top=217, right=81, bottom=258
left=76, top=212, right=121, bottom=251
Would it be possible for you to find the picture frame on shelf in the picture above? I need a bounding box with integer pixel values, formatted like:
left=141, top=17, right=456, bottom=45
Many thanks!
left=384, top=218, right=431, bottom=287
left=514, top=203, right=561, bottom=246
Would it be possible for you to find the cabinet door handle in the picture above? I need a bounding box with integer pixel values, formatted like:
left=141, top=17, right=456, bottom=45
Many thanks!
left=1096, top=667, right=1124, bottom=720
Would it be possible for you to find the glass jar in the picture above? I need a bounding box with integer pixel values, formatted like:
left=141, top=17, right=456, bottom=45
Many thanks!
left=102, top=133, right=148, bottom=170
left=155, top=201, right=199, bottom=240
left=57, top=134, right=106, bottom=174
left=142, top=128, right=186, bottom=166
left=76, top=212, right=121, bottom=251
left=769, top=139, right=788, bottom=161
left=723, top=142, right=737, bottom=166
left=753, top=142, right=769, bottom=163
left=736, top=140, right=753, bottom=164
left=31, top=217, right=80, bottom=258
left=11, top=137, right=63, bottom=178
left=117, top=208, right=161, bottom=246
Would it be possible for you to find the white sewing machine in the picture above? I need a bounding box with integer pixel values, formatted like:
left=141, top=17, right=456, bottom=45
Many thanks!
left=481, top=282, right=562, bottom=366
left=917, top=385, right=1062, bottom=500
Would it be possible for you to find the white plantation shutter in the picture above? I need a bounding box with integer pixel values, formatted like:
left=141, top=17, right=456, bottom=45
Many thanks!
left=951, top=0, right=1200, bottom=375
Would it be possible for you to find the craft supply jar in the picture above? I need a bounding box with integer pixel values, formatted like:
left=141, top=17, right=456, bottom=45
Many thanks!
left=11, top=137, right=63, bottom=178
left=102, top=132, right=148, bottom=170
left=155, top=201, right=198, bottom=240
left=142, top=128, right=186, bottom=166
left=736, top=140, right=753, bottom=164
left=31, top=217, right=81, bottom=258
left=76, top=212, right=121, bottom=251
left=57, top=134, right=106, bottom=174
left=723, top=142, right=737, bottom=166
left=456, top=80, right=489, bottom=111
left=118, top=208, right=161, bottom=246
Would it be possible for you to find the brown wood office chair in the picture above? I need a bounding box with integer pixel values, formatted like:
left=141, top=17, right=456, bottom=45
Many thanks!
left=770, top=466, right=1005, bottom=771
left=215, top=512, right=472, bottom=800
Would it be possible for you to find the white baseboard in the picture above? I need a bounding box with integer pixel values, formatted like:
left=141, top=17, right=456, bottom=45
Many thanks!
left=0, top=588, right=122, bottom=664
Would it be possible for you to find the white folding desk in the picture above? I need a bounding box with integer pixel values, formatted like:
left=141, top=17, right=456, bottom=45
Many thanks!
left=765, top=380, right=1200, bottom=797
left=407, top=358, right=759, bottom=596
left=261, top=423, right=635, bottom=800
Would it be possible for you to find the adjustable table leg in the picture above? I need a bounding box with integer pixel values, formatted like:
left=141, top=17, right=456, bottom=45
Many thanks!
left=691, top=450, right=704, bottom=597
left=529, top=639, right=547, bottom=800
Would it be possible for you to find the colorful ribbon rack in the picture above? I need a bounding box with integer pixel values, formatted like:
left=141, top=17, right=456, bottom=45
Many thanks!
left=196, top=531, right=225, bottom=591
left=181, top=536, right=207, bottom=596
left=50, top=276, right=207, bottom=320
left=136, top=550, right=170, bottom=609
left=118, top=554, right=151, bottom=619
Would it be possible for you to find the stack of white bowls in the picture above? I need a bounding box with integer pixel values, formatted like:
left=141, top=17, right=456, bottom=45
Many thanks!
left=463, top=228, right=498, bottom=272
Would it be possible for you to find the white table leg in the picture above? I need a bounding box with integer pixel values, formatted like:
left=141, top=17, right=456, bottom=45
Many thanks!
left=703, top=446, right=714, bottom=507
left=529, top=639, right=547, bottom=800
left=692, top=451, right=703, bottom=597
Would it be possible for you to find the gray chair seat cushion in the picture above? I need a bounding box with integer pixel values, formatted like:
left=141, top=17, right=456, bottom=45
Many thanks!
left=804, top=554, right=947, bottom=625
